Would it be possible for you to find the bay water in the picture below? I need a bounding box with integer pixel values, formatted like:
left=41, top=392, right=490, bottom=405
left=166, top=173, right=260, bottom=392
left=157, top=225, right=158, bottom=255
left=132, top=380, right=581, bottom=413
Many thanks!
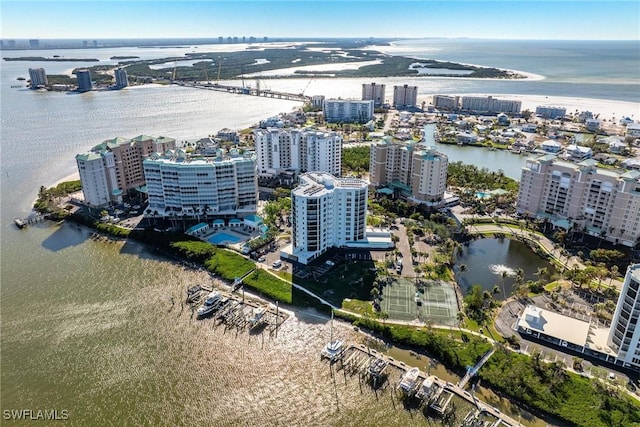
left=2, top=39, right=636, bottom=425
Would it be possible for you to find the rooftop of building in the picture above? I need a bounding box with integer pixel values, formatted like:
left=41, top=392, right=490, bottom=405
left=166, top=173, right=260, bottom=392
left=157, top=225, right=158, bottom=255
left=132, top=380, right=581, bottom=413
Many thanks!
left=517, top=305, right=617, bottom=355
left=293, top=172, right=367, bottom=197
left=629, top=264, right=640, bottom=282
left=144, top=152, right=255, bottom=166
left=92, top=135, right=176, bottom=152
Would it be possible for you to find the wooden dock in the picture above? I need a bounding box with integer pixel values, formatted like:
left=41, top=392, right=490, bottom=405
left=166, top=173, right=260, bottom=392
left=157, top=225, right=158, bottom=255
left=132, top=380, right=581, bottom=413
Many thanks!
left=324, top=344, right=523, bottom=427
left=188, top=285, right=288, bottom=336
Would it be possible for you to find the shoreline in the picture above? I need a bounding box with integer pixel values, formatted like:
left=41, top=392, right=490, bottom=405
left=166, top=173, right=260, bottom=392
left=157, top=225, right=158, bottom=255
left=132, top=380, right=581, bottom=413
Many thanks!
left=420, top=93, right=640, bottom=122
left=44, top=94, right=639, bottom=192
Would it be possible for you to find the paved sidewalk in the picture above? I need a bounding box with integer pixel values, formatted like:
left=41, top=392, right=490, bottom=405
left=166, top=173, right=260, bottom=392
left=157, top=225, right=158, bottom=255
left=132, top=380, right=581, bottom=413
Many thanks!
left=467, top=222, right=624, bottom=290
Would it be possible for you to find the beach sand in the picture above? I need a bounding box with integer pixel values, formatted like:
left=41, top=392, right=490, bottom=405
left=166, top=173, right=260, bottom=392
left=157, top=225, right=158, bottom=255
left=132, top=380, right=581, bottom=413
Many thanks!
left=421, top=93, right=640, bottom=122
left=52, top=171, right=80, bottom=187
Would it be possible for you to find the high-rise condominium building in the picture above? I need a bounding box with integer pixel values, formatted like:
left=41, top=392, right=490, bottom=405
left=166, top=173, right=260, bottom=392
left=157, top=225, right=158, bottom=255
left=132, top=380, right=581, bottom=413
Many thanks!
left=370, top=127, right=448, bottom=206
left=432, top=95, right=460, bottom=111
left=114, top=68, right=128, bottom=88
left=460, top=96, right=521, bottom=114
left=393, top=84, right=418, bottom=109
left=608, top=264, right=640, bottom=369
left=362, top=82, right=386, bottom=107
left=28, top=68, right=48, bottom=88
left=323, top=99, right=374, bottom=123
left=144, top=152, right=258, bottom=217
left=76, top=69, right=92, bottom=92
left=290, top=172, right=368, bottom=264
left=253, top=128, right=342, bottom=176
left=516, top=155, right=640, bottom=247
left=75, top=135, right=176, bottom=207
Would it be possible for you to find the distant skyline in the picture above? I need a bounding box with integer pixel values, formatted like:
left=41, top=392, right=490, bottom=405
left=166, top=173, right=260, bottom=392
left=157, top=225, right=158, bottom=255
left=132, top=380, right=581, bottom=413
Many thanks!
left=1, top=1, right=639, bottom=40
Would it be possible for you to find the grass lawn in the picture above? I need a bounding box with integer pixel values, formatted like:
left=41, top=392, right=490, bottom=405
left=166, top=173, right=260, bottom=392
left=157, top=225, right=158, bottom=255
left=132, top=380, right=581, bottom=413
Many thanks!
left=342, top=298, right=375, bottom=316
left=243, top=268, right=292, bottom=304
left=294, top=259, right=376, bottom=307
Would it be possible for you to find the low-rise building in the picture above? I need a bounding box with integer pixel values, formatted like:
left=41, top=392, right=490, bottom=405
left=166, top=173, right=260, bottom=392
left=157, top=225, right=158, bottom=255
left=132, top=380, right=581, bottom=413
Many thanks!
left=585, top=118, right=600, bottom=132
left=535, top=105, right=566, bottom=119
left=626, top=123, right=640, bottom=138
left=540, top=139, right=562, bottom=153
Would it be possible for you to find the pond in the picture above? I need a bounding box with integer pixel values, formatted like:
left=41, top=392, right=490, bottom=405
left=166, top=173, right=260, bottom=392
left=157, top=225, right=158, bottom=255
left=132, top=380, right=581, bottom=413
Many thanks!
left=455, top=238, right=556, bottom=299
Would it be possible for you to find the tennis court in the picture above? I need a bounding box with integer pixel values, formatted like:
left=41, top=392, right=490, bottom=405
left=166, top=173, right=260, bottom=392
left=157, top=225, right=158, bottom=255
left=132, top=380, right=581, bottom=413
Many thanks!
left=380, top=277, right=459, bottom=326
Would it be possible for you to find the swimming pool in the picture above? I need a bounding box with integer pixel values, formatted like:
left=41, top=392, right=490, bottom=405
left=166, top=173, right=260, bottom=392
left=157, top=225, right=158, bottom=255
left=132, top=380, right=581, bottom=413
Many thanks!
left=207, top=231, right=243, bottom=245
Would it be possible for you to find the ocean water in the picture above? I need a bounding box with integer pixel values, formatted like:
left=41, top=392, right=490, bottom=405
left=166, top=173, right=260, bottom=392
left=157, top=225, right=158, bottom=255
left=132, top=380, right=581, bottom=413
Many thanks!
left=2, top=39, right=637, bottom=426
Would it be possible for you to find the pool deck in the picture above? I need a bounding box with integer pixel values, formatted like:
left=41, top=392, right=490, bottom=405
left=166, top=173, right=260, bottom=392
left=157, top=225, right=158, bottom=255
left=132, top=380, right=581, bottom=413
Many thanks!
left=201, top=226, right=261, bottom=248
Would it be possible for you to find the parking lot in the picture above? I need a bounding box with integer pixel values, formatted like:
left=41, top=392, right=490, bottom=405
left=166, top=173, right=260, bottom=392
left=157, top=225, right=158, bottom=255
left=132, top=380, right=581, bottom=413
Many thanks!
left=380, top=276, right=458, bottom=326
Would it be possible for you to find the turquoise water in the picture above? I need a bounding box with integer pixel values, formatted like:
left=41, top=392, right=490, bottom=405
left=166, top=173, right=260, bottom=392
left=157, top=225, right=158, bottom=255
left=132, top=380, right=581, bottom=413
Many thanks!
left=207, top=231, right=243, bottom=245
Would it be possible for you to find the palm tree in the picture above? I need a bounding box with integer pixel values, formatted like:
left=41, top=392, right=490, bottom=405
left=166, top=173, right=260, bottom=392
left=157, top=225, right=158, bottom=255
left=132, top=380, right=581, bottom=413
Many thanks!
left=456, top=311, right=465, bottom=328
left=501, top=270, right=509, bottom=299
left=534, top=267, right=548, bottom=286
left=609, top=265, right=619, bottom=286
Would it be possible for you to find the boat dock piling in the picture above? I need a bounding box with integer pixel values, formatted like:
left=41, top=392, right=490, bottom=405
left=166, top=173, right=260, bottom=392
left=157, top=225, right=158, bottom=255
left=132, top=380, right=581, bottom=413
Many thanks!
left=323, top=344, right=523, bottom=427
left=187, top=285, right=288, bottom=338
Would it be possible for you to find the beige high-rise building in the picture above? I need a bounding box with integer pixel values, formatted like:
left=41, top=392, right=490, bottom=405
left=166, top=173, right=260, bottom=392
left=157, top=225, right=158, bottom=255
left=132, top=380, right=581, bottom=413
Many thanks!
left=369, top=136, right=448, bottom=207
left=393, top=84, right=418, bottom=109
left=362, top=82, right=385, bottom=107
left=517, top=155, right=640, bottom=247
left=76, top=135, right=176, bottom=206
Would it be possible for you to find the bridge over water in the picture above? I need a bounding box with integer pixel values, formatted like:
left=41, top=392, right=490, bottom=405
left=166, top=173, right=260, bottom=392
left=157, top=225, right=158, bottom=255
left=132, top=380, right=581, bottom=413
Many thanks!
left=173, top=81, right=311, bottom=103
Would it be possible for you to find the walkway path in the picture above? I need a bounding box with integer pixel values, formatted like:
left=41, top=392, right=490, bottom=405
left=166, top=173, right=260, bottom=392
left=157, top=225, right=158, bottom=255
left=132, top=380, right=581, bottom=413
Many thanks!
left=467, top=222, right=624, bottom=290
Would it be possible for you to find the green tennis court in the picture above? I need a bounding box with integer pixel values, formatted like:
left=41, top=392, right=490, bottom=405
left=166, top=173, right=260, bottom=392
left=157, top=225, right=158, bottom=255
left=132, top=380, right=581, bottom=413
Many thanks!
left=380, top=277, right=459, bottom=326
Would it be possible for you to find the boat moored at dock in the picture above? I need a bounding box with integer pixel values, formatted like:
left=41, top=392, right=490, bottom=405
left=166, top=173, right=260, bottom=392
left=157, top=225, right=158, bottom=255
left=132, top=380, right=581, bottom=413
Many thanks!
left=247, top=305, right=267, bottom=327
left=197, top=291, right=224, bottom=317
left=321, top=339, right=344, bottom=362
left=14, top=218, right=26, bottom=229
left=398, top=367, right=420, bottom=394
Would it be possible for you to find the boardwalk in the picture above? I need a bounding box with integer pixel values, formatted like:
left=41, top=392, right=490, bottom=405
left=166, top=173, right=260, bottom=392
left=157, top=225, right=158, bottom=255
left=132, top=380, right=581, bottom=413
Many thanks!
left=174, top=81, right=310, bottom=103
left=458, top=348, right=495, bottom=389
left=329, top=344, right=523, bottom=427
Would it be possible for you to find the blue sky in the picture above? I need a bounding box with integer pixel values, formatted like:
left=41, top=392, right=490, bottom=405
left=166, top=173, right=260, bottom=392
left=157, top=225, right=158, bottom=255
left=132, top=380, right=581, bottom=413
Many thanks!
left=1, top=1, right=639, bottom=40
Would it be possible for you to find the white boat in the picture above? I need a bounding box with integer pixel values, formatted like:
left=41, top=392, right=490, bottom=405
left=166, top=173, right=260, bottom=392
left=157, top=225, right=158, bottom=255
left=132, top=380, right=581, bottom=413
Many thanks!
left=321, top=339, right=344, bottom=361
left=398, top=367, right=420, bottom=393
left=247, top=305, right=267, bottom=326
left=320, top=311, right=344, bottom=361
left=197, top=291, right=222, bottom=317
left=415, top=377, right=434, bottom=400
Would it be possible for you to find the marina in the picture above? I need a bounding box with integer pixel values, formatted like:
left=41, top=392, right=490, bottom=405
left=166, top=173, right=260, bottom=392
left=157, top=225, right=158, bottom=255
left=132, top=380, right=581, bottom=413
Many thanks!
left=322, top=343, right=523, bottom=426
left=187, top=284, right=288, bottom=335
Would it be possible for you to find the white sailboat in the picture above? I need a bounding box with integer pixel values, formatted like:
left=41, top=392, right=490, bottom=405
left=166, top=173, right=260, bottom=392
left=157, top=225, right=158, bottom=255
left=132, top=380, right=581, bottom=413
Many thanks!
left=321, top=311, right=344, bottom=362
